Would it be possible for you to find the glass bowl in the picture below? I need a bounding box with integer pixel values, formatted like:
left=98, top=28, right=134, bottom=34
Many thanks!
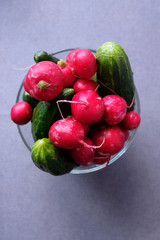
left=16, top=48, right=140, bottom=174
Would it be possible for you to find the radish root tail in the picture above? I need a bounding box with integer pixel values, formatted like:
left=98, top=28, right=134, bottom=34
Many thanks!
left=56, top=99, right=89, bottom=119
left=127, top=91, right=136, bottom=109
left=97, top=79, right=119, bottom=95
left=7, top=60, right=34, bottom=71
left=79, top=137, right=105, bottom=149
left=94, top=84, right=100, bottom=92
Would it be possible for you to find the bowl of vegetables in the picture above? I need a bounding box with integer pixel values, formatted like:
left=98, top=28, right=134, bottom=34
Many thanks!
left=11, top=43, right=141, bottom=175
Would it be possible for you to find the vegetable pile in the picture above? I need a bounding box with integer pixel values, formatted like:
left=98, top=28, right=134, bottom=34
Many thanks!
left=10, top=42, right=141, bottom=176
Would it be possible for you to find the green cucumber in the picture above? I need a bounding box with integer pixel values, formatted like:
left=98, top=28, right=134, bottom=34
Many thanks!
left=34, top=50, right=60, bottom=63
left=31, top=88, right=74, bottom=141
left=31, top=138, right=77, bottom=175
left=96, top=42, right=135, bottom=109
left=22, top=90, right=39, bottom=109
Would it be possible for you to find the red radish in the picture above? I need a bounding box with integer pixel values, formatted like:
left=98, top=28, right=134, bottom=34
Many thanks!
left=90, top=115, right=105, bottom=129
left=122, top=111, right=141, bottom=130
left=73, top=78, right=98, bottom=93
left=67, top=115, right=90, bottom=135
left=23, top=77, right=29, bottom=92
left=68, top=49, right=97, bottom=79
left=49, top=118, right=85, bottom=149
left=10, top=102, right=32, bottom=125
left=69, top=137, right=95, bottom=166
left=94, top=153, right=111, bottom=165
left=24, top=61, right=64, bottom=101
left=91, top=125, right=125, bottom=155
left=58, top=59, right=76, bottom=87
left=103, top=95, right=127, bottom=125
left=66, top=49, right=80, bottom=68
left=122, top=128, right=130, bottom=141
left=82, top=123, right=90, bottom=135
left=71, top=90, right=105, bottom=124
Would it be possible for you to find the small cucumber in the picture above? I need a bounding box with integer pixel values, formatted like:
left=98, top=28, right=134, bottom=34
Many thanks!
left=96, top=42, right=135, bottom=110
left=22, top=90, right=39, bottom=109
left=31, top=88, right=74, bottom=141
left=31, top=138, right=77, bottom=175
left=34, top=50, right=60, bottom=63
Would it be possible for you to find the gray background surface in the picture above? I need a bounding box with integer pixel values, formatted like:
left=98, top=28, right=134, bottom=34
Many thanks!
left=1, top=0, right=160, bottom=239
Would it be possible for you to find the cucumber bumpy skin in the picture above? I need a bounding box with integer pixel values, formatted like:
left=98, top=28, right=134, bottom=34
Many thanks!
left=31, top=138, right=77, bottom=176
left=96, top=42, right=135, bottom=110
left=22, top=90, right=39, bottom=109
